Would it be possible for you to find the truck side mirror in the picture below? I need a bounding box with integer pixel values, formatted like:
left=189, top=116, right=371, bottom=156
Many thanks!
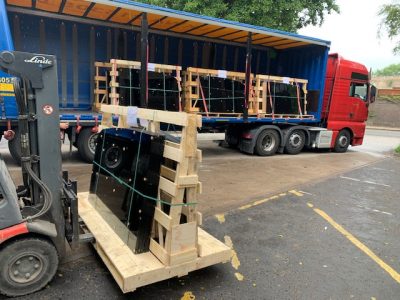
left=369, top=85, right=377, bottom=104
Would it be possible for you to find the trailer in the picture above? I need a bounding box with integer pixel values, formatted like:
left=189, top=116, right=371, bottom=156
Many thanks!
left=0, top=0, right=375, bottom=163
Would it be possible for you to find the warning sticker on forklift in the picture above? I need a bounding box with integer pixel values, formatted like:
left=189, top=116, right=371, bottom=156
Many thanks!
left=0, top=82, right=14, bottom=92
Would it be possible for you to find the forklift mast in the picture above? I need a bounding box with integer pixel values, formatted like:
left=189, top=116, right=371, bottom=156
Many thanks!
left=0, top=51, right=65, bottom=254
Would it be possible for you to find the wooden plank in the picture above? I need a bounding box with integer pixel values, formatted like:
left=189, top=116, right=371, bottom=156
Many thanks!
left=159, top=177, right=177, bottom=197
left=94, top=89, right=107, bottom=94
left=163, top=145, right=183, bottom=163
left=256, top=74, right=308, bottom=84
left=95, top=62, right=112, bottom=68
left=112, top=59, right=181, bottom=72
left=160, top=165, right=176, bottom=182
left=154, top=207, right=172, bottom=231
left=149, top=238, right=169, bottom=265
left=100, top=104, right=191, bottom=127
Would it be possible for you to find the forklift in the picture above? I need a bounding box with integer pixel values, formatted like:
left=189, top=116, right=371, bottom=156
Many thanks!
left=0, top=51, right=81, bottom=297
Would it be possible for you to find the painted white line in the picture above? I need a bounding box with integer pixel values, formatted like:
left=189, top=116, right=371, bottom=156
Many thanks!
left=364, top=180, right=391, bottom=187
left=357, top=205, right=393, bottom=216
left=340, top=176, right=361, bottom=182
left=372, top=209, right=393, bottom=216
left=340, top=176, right=390, bottom=187
left=298, top=190, right=313, bottom=196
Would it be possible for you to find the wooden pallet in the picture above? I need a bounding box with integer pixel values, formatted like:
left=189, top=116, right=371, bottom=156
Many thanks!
left=78, top=105, right=231, bottom=292
left=78, top=192, right=231, bottom=293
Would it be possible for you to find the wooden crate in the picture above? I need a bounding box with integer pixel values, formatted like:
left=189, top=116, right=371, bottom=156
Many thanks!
left=108, top=59, right=182, bottom=109
left=253, top=74, right=310, bottom=116
left=78, top=105, right=231, bottom=292
left=183, top=67, right=254, bottom=114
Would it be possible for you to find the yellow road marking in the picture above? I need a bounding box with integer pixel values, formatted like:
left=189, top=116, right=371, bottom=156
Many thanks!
left=215, top=213, right=225, bottom=224
left=309, top=204, right=400, bottom=284
left=289, top=190, right=304, bottom=197
left=234, top=272, right=244, bottom=281
left=224, top=235, right=240, bottom=270
left=238, top=194, right=280, bottom=210
left=181, top=291, right=195, bottom=300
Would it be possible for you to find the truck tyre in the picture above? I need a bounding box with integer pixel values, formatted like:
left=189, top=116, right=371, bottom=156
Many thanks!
left=255, top=129, right=280, bottom=156
left=284, top=130, right=305, bottom=155
left=0, top=237, right=59, bottom=297
left=334, top=130, right=351, bottom=153
left=8, top=128, right=22, bottom=165
left=77, top=127, right=98, bottom=163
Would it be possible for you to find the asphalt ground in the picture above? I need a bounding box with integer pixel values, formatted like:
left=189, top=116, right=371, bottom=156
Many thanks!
left=5, top=156, right=399, bottom=300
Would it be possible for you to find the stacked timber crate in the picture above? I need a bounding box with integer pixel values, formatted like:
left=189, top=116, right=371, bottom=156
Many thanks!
left=93, top=59, right=312, bottom=119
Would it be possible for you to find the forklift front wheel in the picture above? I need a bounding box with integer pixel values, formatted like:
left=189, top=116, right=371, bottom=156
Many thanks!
left=77, top=127, right=98, bottom=163
left=0, top=237, right=59, bottom=297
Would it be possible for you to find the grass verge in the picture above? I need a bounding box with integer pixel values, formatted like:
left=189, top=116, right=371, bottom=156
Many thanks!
left=395, top=145, right=400, bottom=154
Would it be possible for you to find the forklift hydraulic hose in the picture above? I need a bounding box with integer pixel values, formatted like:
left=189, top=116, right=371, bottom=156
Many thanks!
left=13, top=79, right=53, bottom=221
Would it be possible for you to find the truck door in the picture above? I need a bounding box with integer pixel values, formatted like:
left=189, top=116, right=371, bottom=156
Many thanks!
left=348, top=81, right=369, bottom=122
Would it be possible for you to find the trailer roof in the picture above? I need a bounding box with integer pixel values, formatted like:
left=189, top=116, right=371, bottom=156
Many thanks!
left=6, top=0, right=331, bottom=50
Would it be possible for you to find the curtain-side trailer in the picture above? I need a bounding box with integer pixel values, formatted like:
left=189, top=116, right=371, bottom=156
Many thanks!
left=0, top=0, right=375, bottom=162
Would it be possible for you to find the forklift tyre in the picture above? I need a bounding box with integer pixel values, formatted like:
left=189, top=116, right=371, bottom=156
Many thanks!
left=77, top=127, right=98, bottom=163
left=8, top=128, right=22, bottom=165
left=0, top=237, right=59, bottom=297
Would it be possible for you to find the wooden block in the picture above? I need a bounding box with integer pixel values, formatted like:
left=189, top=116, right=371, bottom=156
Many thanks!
left=95, top=75, right=107, bottom=81
left=170, top=222, right=197, bottom=254
left=176, top=175, right=198, bottom=187
left=169, top=248, right=198, bottom=266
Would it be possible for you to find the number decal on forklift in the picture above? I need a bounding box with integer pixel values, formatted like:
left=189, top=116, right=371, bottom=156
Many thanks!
left=0, top=77, right=12, bottom=83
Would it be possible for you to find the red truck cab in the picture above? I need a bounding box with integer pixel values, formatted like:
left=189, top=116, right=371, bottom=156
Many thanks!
left=322, top=54, right=376, bottom=150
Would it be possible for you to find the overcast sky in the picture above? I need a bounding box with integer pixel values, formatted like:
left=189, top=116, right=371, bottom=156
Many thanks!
left=298, top=0, right=398, bottom=71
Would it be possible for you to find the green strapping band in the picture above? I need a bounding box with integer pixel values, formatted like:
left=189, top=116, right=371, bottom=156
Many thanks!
left=92, top=159, right=197, bottom=207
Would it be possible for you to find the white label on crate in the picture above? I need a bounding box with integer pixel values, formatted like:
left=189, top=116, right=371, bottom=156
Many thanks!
left=148, top=63, right=156, bottom=72
left=282, top=77, right=290, bottom=84
left=218, top=70, right=227, bottom=79
left=127, top=106, right=138, bottom=127
left=140, top=118, right=149, bottom=128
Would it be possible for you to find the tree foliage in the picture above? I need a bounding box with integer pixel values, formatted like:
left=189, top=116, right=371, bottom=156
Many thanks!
left=374, top=63, right=400, bottom=76
left=379, top=2, right=400, bottom=54
left=139, top=0, right=339, bottom=32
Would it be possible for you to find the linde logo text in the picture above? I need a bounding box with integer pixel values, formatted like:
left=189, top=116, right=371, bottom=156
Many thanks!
left=23, top=56, right=52, bottom=65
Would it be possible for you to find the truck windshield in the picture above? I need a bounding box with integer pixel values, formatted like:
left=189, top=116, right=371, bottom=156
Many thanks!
left=349, top=82, right=368, bottom=101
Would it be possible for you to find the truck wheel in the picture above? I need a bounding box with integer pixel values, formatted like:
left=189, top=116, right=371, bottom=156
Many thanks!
left=255, top=129, right=280, bottom=156
left=0, top=237, right=59, bottom=297
left=284, top=130, right=305, bottom=155
left=8, top=128, right=22, bottom=165
left=77, top=128, right=98, bottom=163
left=334, top=130, right=351, bottom=153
